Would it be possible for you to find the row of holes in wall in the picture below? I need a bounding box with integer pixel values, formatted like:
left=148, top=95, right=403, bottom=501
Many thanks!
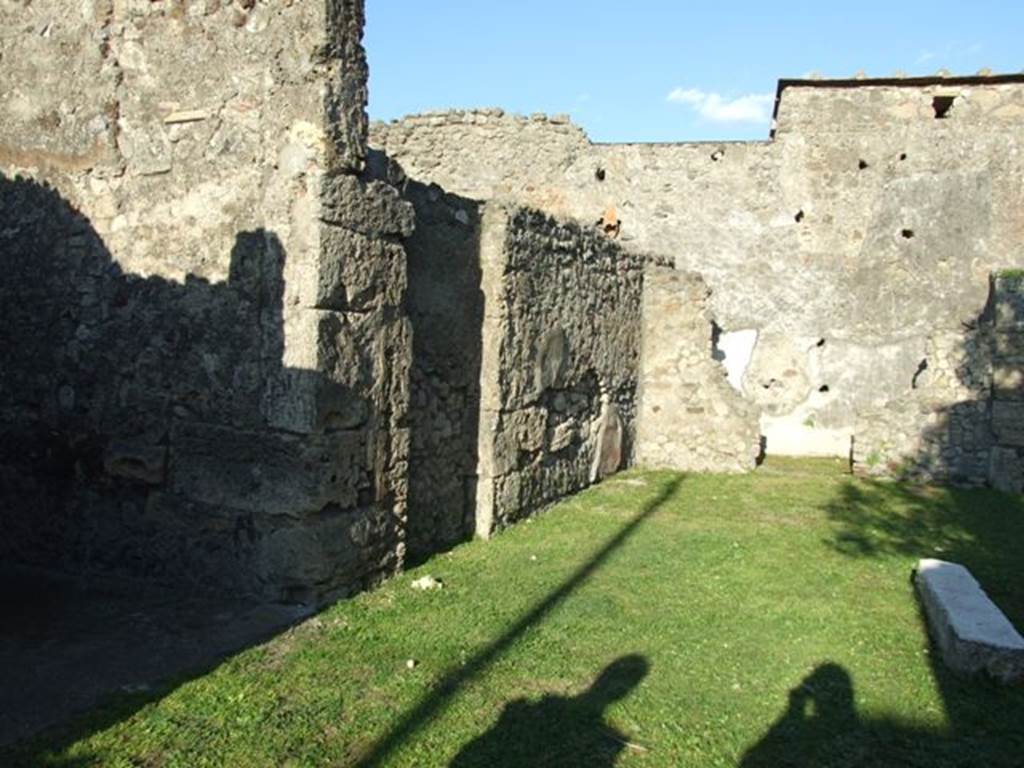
left=792, top=208, right=915, bottom=239
left=712, top=327, right=932, bottom=408
left=596, top=146, right=921, bottom=179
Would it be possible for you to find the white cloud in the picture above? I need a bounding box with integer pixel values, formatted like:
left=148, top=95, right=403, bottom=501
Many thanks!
left=666, top=87, right=774, bottom=124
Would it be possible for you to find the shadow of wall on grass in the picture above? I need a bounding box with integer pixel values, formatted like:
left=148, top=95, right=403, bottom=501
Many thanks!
left=450, top=654, right=649, bottom=768
left=353, top=474, right=683, bottom=768
left=821, top=477, right=1024, bottom=757
left=741, top=662, right=1024, bottom=768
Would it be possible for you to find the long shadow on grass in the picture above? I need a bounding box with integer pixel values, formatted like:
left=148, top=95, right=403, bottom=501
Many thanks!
left=820, top=479, right=1024, bottom=763
left=825, top=479, right=1024, bottom=624
left=450, top=654, right=648, bottom=768
left=354, top=475, right=683, bottom=767
left=742, top=662, right=1024, bottom=767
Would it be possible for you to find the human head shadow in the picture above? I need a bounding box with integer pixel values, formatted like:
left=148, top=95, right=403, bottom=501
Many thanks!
left=0, top=172, right=381, bottom=748
left=742, top=662, right=1024, bottom=767
left=450, top=654, right=649, bottom=768
left=354, top=475, right=682, bottom=767
left=741, top=663, right=858, bottom=768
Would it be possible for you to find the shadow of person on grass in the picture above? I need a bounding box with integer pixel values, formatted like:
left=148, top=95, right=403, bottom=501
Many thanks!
left=450, top=655, right=649, bottom=768
left=742, top=661, right=1024, bottom=768
left=741, top=663, right=863, bottom=768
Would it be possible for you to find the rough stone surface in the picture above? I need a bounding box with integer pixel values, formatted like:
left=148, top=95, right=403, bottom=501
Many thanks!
left=851, top=275, right=1024, bottom=487
left=637, top=269, right=762, bottom=472
left=915, top=559, right=1024, bottom=684
left=0, top=0, right=412, bottom=603
left=4, top=3, right=1024, bottom=619
left=474, top=205, right=648, bottom=536
left=401, top=178, right=483, bottom=558
left=371, top=80, right=1024, bottom=484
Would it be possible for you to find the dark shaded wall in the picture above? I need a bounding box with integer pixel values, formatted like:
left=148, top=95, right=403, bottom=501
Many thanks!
left=0, top=172, right=409, bottom=603
left=0, top=0, right=414, bottom=603
left=475, top=206, right=649, bottom=535
left=401, top=179, right=483, bottom=559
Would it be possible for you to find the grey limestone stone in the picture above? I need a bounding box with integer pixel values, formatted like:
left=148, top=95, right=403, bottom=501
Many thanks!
left=915, top=559, right=1024, bottom=684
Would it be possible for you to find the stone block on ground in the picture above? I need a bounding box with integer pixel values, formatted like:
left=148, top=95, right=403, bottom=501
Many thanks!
left=914, top=558, right=1024, bottom=684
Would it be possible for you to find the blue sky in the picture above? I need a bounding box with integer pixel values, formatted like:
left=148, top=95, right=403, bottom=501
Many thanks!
left=365, top=1, right=1022, bottom=143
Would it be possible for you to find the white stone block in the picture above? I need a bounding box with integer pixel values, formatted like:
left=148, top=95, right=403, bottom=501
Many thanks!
left=914, top=559, right=1024, bottom=683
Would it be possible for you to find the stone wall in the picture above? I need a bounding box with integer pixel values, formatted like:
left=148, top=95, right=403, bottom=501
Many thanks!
left=852, top=272, right=1024, bottom=489
left=371, top=77, right=1024, bottom=483
left=475, top=205, right=647, bottom=535
left=637, top=269, right=762, bottom=472
left=0, top=0, right=413, bottom=602
left=400, top=176, right=483, bottom=559
left=990, top=274, right=1024, bottom=492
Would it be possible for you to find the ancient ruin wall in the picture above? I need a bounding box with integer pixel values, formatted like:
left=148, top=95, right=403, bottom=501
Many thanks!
left=637, top=269, right=762, bottom=472
left=399, top=177, right=484, bottom=559
left=475, top=205, right=647, bottom=535
left=0, top=0, right=412, bottom=602
left=371, top=79, right=1024, bottom=484
left=853, top=273, right=1024, bottom=489
left=989, top=275, right=1024, bottom=492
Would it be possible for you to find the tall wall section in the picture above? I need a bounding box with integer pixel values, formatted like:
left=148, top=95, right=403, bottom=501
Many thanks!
left=398, top=176, right=484, bottom=559
left=0, top=0, right=412, bottom=602
left=637, top=269, right=762, bottom=472
left=371, top=78, right=1024, bottom=484
left=475, top=205, right=647, bottom=535
left=396, top=173, right=654, bottom=550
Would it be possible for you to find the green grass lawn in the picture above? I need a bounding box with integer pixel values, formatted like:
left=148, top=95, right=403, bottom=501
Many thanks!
left=8, top=458, right=1024, bottom=767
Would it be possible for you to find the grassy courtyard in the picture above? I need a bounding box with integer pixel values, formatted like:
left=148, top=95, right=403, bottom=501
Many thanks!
left=7, top=458, right=1024, bottom=767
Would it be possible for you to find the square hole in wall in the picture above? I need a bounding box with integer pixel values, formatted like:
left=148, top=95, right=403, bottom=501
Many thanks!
left=932, top=95, right=956, bottom=119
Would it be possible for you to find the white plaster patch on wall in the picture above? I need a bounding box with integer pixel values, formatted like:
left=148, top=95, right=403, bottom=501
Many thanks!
left=716, top=329, right=759, bottom=391
left=761, top=410, right=852, bottom=458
